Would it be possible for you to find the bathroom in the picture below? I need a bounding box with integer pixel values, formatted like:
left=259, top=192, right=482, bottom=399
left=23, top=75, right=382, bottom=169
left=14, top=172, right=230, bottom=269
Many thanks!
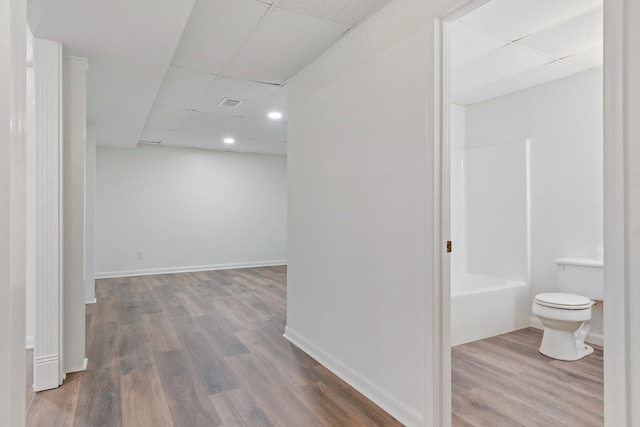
left=448, top=0, right=604, bottom=422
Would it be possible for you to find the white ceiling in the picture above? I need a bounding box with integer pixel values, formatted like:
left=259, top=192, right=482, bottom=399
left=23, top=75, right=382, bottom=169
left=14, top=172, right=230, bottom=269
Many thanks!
left=27, top=0, right=198, bottom=148
left=27, top=0, right=390, bottom=155
left=451, top=0, right=603, bottom=105
left=26, top=0, right=604, bottom=153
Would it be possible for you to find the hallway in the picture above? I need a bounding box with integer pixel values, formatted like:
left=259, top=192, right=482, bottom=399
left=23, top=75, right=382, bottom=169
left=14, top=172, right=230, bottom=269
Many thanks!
left=26, top=266, right=401, bottom=426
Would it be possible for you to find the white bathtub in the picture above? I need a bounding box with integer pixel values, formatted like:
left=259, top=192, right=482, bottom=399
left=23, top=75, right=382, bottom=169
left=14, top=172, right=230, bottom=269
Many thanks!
left=451, top=273, right=530, bottom=346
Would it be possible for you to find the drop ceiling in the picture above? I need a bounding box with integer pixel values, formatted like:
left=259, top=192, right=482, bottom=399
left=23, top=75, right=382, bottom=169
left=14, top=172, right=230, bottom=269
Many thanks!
left=27, top=0, right=390, bottom=155
left=27, top=0, right=603, bottom=154
left=451, top=0, right=603, bottom=105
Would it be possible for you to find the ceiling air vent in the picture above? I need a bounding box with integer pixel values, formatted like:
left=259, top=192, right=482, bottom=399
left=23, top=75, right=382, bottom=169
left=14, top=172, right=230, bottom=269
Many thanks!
left=217, top=97, right=242, bottom=109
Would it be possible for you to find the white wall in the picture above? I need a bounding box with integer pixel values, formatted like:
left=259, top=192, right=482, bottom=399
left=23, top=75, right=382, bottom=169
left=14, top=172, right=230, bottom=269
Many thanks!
left=0, top=0, right=26, bottom=423
left=96, top=144, right=287, bottom=276
left=465, top=68, right=604, bottom=338
left=285, top=0, right=430, bottom=424
left=284, top=0, right=640, bottom=422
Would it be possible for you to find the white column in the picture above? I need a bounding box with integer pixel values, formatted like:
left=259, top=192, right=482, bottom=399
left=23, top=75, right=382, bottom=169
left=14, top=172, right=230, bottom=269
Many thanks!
left=32, top=38, right=64, bottom=391
left=26, top=62, right=35, bottom=350
left=0, top=0, right=27, bottom=424
left=63, top=55, right=88, bottom=374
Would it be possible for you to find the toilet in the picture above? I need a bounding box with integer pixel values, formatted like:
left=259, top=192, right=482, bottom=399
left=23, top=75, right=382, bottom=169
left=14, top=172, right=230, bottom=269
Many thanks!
left=532, top=257, right=604, bottom=361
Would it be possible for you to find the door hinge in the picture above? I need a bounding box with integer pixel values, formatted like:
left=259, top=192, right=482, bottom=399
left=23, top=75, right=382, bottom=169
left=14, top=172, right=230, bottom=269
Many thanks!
left=446, top=241, right=452, bottom=253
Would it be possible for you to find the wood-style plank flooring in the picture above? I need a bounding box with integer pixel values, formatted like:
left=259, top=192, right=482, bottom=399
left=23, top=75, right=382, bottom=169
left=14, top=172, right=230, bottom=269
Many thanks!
left=25, top=267, right=605, bottom=426
left=26, top=266, right=402, bottom=427
left=452, top=327, right=604, bottom=427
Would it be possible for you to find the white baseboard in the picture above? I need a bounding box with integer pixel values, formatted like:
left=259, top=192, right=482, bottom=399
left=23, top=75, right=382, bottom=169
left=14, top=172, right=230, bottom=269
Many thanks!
left=284, top=326, right=422, bottom=427
left=85, top=298, right=97, bottom=304
left=530, top=316, right=604, bottom=347
left=34, top=354, right=61, bottom=391
left=95, top=260, right=288, bottom=279
left=26, top=335, right=34, bottom=350
left=66, top=357, right=88, bottom=374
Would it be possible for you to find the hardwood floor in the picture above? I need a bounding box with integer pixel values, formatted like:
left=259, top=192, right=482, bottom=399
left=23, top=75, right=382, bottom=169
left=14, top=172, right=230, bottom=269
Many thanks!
left=25, top=267, right=605, bottom=426
left=452, top=327, right=604, bottom=427
left=25, top=266, right=402, bottom=427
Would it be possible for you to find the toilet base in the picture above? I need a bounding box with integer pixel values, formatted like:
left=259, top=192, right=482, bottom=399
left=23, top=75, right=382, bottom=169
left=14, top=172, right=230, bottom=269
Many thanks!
left=538, top=328, right=594, bottom=361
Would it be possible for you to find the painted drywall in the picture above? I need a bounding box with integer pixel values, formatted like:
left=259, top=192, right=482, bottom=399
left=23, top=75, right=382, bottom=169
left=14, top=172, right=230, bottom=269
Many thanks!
left=0, top=0, right=27, bottom=423
left=63, top=56, right=87, bottom=373
left=95, top=145, right=287, bottom=276
left=286, top=0, right=430, bottom=424
left=85, top=122, right=96, bottom=302
left=465, top=68, right=604, bottom=339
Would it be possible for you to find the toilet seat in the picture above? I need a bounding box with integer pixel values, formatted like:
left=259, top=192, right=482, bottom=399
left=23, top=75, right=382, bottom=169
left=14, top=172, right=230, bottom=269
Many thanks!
left=534, top=292, right=593, bottom=310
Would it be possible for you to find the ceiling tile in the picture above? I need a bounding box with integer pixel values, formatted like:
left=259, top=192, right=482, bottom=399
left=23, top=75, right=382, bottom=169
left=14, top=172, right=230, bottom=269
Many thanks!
left=452, top=44, right=551, bottom=95
left=518, top=8, right=602, bottom=59
left=162, top=131, right=287, bottom=155
left=243, top=87, right=288, bottom=121
left=154, top=65, right=216, bottom=109
left=145, top=104, right=192, bottom=130
left=162, top=131, right=220, bottom=147
left=177, top=110, right=286, bottom=141
left=276, top=0, right=389, bottom=27
left=232, top=117, right=287, bottom=141
left=458, top=0, right=602, bottom=42
left=225, top=8, right=348, bottom=84
left=192, top=77, right=280, bottom=116
left=564, top=45, right=603, bottom=69
left=171, top=0, right=269, bottom=75
left=224, top=140, right=287, bottom=155
left=450, top=22, right=508, bottom=67
left=176, top=111, right=232, bottom=136
left=139, top=127, right=172, bottom=143
left=27, top=0, right=196, bottom=148
left=453, top=60, right=582, bottom=105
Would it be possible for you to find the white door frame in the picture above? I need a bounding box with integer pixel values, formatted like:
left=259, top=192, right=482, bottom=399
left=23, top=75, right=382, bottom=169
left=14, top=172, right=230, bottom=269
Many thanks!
left=601, top=0, right=628, bottom=424
left=431, top=0, right=628, bottom=426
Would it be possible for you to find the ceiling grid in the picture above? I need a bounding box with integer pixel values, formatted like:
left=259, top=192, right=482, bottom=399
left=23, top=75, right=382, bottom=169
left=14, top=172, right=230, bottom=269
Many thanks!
left=452, top=0, right=603, bottom=105
left=27, top=0, right=602, bottom=153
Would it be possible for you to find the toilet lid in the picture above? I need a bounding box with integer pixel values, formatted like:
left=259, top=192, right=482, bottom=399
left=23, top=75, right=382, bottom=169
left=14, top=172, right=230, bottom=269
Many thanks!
left=534, top=292, right=593, bottom=310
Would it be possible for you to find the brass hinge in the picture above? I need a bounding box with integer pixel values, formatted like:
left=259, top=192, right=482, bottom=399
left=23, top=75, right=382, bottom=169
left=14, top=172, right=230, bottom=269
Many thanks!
left=446, top=241, right=452, bottom=253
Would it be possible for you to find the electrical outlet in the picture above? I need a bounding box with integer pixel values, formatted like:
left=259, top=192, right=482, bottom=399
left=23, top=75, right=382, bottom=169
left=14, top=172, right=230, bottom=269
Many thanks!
left=137, top=250, right=143, bottom=260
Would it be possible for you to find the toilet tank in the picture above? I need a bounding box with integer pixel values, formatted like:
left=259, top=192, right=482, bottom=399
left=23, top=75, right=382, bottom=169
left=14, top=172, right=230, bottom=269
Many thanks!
left=555, top=257, right=604, bottom=300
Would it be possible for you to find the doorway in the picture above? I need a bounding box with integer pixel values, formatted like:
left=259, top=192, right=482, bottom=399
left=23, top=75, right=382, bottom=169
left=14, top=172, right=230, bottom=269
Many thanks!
left=433, top=0, right=627, bottom=425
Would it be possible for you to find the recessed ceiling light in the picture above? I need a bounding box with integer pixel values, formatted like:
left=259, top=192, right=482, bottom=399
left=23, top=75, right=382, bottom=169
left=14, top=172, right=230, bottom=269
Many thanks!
left=223, top=137, right=235, bottom=144
left=268, top=111, right=283, bottom=120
